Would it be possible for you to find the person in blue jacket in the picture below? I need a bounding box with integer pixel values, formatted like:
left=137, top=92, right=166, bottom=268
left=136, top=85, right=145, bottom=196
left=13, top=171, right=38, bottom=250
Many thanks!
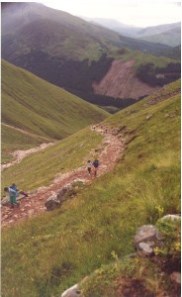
left=4, top=186, right=19, bottom=208
left=10, top=183, right=28, bottom=198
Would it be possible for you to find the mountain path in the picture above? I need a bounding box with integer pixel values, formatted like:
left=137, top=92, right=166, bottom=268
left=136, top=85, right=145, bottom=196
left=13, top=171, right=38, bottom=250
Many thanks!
left=2, top=123, right=52, bottom=141
left=1, top=125, right=125, bottom=228
left=2, top=142, right=56, bottom=171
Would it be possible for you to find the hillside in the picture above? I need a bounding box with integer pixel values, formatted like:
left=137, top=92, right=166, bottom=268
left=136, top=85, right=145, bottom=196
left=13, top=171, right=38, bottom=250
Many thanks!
left=1, top=60, right=108, bottom=161
left=1, top=79, right=180, bottom=297
left=139, top=26, right=181, bottom=47
left=135, top=22, right=181, bottom=46
left=1, top=2, right=179, bottom=107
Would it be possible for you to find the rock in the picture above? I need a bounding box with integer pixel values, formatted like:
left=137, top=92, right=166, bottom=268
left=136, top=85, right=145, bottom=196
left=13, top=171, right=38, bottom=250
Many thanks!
left=170, top=272, right=181, bottom=284
left=45, top=185, right=77, bottom=211
left=134, top=225, right=161, bottom=245
left=138, top=242, right=154, bottom=256
left=146, top=114, right=152, bottom=120
left=57, top=185, right=76, bottom=203
left=45, top=195, right=60, bottom=211
left=165, top=113, right=170, bottom=118
left=134, top=225, right=162, bottom=257
left=160, top=214, right=181, bottom=221
left=1, top=198, right=9, bottom=206
left=61, top=284, right=81, bottom=297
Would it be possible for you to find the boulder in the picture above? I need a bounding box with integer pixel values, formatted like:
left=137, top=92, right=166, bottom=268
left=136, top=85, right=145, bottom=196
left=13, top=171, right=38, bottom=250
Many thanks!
left=170, top=272, right=181, bottom=284
left=134, top=225, right=161, bottom=244
left=134, top=224, right=162, bottom=256
left=61, top=284, right=82, bottom=297
left=45, top=195, right=60, bottom=211
left=57, top=185, right=76, bottom=203
left=45, top=185, right=77, bottom=211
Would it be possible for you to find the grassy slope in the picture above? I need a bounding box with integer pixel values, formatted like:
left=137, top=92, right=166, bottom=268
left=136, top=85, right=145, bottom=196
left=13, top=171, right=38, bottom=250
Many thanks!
left=1, top=124, right=51, bottom=163
left=2, top=60, right=108, bottom=160
left=108, top=46, right=176, bottom=68
left=2, top=128, right=103, bottom=192
left=1, top=80, right=180, bottom=297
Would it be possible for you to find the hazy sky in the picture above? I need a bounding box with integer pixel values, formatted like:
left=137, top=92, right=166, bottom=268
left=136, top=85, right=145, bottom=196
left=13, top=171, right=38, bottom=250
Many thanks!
left=37, top=0, right=181, bottom=27
left=1, top=0, right=181, bottom=27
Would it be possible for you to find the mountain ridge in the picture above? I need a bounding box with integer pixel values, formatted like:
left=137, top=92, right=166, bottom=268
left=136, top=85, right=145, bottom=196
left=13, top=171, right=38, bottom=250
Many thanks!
left=2, top=2, right=180, bottom=108
left=85, top=17, right=181, bottom=46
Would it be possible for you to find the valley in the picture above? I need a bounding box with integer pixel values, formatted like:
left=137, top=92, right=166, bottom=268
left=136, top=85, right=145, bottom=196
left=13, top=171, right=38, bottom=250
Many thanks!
left=1, top=2, right=181, bottom=297
left=1, top=3, right=180, bottom=109
left=1, top=79, right=180, bottom=297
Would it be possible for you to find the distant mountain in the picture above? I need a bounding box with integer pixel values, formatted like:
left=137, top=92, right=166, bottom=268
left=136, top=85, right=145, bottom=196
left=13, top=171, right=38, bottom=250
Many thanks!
left=135, top=23, right=181, bottom=46
left=1, top=3, right=180, bottom=107
left=84, top=17, right=142, bottom=37
left=2, top=3, right=173, bottom=59
left=86, top=18, right=181, bottom=47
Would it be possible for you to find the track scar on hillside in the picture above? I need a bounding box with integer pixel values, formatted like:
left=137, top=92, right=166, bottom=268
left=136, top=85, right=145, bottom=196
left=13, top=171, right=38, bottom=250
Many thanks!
left=1, top=125, right=125, bottom=228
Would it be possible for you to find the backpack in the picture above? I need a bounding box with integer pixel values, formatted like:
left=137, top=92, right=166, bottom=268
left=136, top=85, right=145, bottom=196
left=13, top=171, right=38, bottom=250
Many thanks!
left=93, top=160, right=99, bottom=167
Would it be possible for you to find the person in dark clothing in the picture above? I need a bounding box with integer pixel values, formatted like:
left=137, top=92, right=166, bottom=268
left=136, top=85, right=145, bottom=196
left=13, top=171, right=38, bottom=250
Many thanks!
left=93, top=159, right=99, bottom=177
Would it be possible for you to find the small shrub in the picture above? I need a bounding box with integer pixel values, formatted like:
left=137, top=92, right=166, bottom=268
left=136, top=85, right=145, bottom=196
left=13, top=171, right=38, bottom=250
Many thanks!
left=155, top=216, right=181, bottom=260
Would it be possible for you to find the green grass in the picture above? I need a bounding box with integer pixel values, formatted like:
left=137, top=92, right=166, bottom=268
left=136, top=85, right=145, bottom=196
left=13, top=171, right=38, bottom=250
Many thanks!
left=2, top=124, right=52, bottom=163
left=2, top=127, right=103, bottom=192
left=1, top=80, right=180, bottom=297
left=108, top=46, right=175, bottom=69
left=80, top=256, right=168, bottom=297
left=2, top=59, right=108, bottom=140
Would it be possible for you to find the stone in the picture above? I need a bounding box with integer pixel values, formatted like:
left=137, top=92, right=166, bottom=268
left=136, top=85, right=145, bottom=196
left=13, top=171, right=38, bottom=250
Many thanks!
left=170, top=272, right=181, bottom=284
left=146, top=114, right=152, bottom=120
left=138, top=242, right=154, bottom=256
left=45, top=195, right=60, bottom=211
left=57, top=185, right=76, bottom=202
left=45, top=185, right=77, bottom=211
left=160, top=214, right=181, bottom=221
left=134, top=224, right=162, bottom=257
left=1, top=198, right=9, bottom=206
left=134, top=225, right=161, bottom=245
left=61, top=284, right=81, bottom=297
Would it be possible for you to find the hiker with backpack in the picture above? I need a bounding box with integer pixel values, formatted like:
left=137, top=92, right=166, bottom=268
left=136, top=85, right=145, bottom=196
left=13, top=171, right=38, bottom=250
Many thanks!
left=10, top=183, right=28, bottom=198
left=4, top=186, right=19, bottom=208
left=87, top=160, right=92, bottom=176
left=93, top=158, right=99, bottom=177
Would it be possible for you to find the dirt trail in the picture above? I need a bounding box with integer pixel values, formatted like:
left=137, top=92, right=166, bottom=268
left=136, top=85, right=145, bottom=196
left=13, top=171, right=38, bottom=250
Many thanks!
left=1, top=125, right=125, bottom=228
left=2, top=123, right=52, bottom=141
left=2, top=142, right=55, bottom=171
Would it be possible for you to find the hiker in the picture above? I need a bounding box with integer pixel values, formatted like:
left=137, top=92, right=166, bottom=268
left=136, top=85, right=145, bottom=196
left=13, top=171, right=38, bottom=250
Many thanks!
left=10, top=183, right=28, bottom=198
left=4, top=186, right=19, bottom=208
left=93, top=158, right=99, bottom=177
left=87, top=160, right=92, bottom=175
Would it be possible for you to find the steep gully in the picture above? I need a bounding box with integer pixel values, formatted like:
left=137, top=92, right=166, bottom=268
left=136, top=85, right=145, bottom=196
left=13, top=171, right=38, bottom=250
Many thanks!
left=1, top=125, right=125, bottom=228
